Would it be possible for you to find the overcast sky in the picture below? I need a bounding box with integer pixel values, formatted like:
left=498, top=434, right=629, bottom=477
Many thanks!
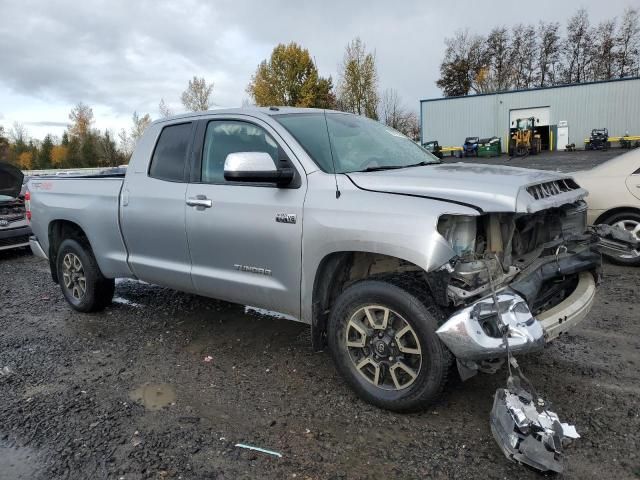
left=0, top=0, right=634, bottom=140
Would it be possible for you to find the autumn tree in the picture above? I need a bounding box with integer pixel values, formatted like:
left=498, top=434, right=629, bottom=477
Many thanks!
left=0, top=126, right=8, bottom=163
left=337, top=38, right=379, bottom=119
left=181, top=76, right=214, bottom=112
left=247, top=42, right=335, bottom=108
left=68, top=102, right=94, bottom=139
left=119, top=111, right=152, bottom=158
left=436, top=30, right=487, bottom=96
left=50, top=144, right=68, bottom=167
left=159, top=98, right=173, bottom=118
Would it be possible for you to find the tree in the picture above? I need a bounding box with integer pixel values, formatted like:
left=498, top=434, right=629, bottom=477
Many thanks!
left=537, top=21, right=561, bottom=86
left=50, top=145, right=68, bottom=167
left=119, top=111, right=152, bottom=158
left=68, top=102, right=94, bottom=139
left=247, top=42, right=336, bottom=108
left=181, top=76, right=214, bottom=112
left=159, top=98, right=173, bottom=118
left=17, top=151, right=33, bottom=169
left=378, top=88, right=419, bottom=139
left=590, top=19, right=617, bottom=80
left=616, top=7, right=640, bottom=78
left=484, top=27, right=512, bottom=91
left=37, top=134, right=54, bottom=169
left=0, top=126, right=8, bottom=163
left=98, top=130, right=122, bottom=166
left=337, top=38, right=379, bottom=119
left=510, top=24, right=538, bottom=89
left=436, top=30, right=488, bottom=96
left=562, top=8, right=593, bottom=83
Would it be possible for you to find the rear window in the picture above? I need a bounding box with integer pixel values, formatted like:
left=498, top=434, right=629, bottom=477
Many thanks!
left=149, top=123, right=192, bottom=181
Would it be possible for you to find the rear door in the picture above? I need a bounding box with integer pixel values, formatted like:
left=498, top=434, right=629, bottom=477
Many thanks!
left=120, top=121, right=196, bottom=292
left=184, top=116, right=305, bottom=317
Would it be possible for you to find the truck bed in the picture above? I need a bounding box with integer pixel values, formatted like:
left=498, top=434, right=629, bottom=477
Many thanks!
left=28, top=176, right=133, bottom=278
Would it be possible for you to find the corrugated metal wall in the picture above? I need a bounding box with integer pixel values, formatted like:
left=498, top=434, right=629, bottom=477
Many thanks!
left=420, top=78, right=640, bottom=151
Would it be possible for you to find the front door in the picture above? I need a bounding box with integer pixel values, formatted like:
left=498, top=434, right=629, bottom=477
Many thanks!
left=185, top=117, right=305, bottom=318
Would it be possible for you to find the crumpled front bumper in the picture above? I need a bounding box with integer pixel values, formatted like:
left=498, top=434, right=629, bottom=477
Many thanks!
left=436, top=271, right=597, bottom=361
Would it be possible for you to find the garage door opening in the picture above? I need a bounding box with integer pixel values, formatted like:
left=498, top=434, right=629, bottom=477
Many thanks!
left=509, top=107, right=551, bottom=152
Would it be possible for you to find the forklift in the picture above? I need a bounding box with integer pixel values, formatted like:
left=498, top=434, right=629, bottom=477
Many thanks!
left=509, top=117, right=542, bottom=156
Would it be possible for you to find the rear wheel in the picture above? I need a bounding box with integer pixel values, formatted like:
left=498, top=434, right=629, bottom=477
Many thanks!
left=56, top=238, right=114, bottom=312
left=328, top=279, right=451, bottom=412
left=600, top=211, right=640, bottom=266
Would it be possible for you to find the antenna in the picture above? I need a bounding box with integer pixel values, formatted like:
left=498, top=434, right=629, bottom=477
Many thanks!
left=322, top=111, right=341, bottom=199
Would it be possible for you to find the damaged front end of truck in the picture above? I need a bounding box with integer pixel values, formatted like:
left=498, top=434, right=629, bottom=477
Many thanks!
left=431, top=178, right=639, bottom=378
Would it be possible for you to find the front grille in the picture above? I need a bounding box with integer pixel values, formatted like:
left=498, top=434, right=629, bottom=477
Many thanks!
left=0, top=214, right=25, bottom=223
left=0, top=235, right=29, bottom=248
left=526, top=179, right=580, bottom=200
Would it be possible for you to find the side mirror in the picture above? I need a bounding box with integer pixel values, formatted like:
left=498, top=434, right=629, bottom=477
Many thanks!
left=224, top=152, right=294, bottom=187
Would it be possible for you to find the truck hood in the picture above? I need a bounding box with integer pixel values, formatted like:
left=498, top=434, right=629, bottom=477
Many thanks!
left=346, top=162, right=588, bottom=213
left=0, top=162, right=24, bottom=199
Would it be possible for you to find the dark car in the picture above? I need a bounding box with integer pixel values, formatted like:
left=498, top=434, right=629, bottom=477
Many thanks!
left=0, top=163, right=31, bottom=252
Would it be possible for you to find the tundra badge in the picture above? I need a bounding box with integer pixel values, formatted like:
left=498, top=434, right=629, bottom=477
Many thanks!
left=275, top=213, right=297, bottom=224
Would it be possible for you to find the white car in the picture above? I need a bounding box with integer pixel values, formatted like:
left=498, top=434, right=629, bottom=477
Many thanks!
left=574, top=148, right=640, bottom=265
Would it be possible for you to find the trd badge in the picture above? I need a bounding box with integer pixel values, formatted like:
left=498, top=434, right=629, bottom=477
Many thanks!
left=275, top=213, right=297, bottom=224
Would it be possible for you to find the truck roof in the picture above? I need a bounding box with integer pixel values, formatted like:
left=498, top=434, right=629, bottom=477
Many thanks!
left=150, top=106, right=348, bottom=126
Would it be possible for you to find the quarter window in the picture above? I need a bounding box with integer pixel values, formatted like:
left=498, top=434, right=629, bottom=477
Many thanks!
left=201, top=120, right=279, bottom=184
left=149, top=123, right=192, bottom=181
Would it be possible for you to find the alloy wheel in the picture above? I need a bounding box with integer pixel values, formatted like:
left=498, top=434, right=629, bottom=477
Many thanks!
left=62, top=252, right=87, bottom=301
left=345, top=305, right=422, bottom=391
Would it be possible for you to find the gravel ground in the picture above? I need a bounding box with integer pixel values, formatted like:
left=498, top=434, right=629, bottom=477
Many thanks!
left=1, top=151, right=639, bottom=479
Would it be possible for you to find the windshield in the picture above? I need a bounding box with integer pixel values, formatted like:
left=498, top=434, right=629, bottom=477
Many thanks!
left=275, top=112, right=439, bottom=173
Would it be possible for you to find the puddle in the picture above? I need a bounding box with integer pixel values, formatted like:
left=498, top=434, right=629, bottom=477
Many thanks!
left=0, top=445, right=40, bottom=479
left=129, top=383, right=176, bottom=411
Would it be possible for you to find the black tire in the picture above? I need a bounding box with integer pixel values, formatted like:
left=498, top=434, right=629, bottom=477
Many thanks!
left=56, top=238, right=115, bottom=312
left=599, top=211, right=640, bottom=266
left=328, top=279, right=452, bottom=412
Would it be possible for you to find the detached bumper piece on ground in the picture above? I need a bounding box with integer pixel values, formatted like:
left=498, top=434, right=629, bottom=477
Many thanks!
left=490, top=363, right=580, bottom=474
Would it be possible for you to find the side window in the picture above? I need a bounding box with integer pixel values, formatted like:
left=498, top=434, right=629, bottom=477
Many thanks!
left=201, top=120, right=279, bottom=184
left=149, top=123, right=192, bottom=181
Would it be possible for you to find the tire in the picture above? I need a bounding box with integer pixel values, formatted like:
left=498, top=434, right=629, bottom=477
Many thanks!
left=600, top=211, right=640, bottom=266
left=328, top=278, right=452, bottom=412
left=56, top=238, right=115, bottom=312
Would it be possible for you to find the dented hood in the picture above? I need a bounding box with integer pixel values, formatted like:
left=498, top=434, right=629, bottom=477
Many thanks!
left=0, top=162, right=24, bottom=199
left=346, top=162, right=587, bottom=213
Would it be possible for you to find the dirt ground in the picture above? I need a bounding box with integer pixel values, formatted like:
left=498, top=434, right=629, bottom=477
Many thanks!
left=1, top=150, right=639, bottom=479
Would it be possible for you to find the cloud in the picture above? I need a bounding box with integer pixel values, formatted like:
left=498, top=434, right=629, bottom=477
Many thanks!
left=0, top=0, right=632, bottom=138
left=23, top=121, right=69, bottom=127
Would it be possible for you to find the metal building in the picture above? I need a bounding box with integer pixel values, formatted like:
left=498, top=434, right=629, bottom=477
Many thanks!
left=420, top=77, right=640, bottom=152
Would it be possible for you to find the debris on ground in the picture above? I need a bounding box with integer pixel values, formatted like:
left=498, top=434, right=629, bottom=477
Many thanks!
left=0, top=366, right=14, bottom=377
left=490, top=365, right=579, bottom=473
left=203, top=355, right=213, bottom=363
left=234, top=443, right=282, bottom=458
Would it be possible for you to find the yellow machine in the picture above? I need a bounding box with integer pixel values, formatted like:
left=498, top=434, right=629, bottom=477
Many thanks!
left=509, top=117, right=541, bottom=156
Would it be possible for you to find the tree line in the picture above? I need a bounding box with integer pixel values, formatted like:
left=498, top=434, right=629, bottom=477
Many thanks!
left=437, top=7, right=640, bottom=96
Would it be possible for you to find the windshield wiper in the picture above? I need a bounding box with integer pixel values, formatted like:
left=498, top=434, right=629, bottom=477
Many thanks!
left=359, top=165, right=408, bottom=172
left=404, top=160, right=440, bottom=168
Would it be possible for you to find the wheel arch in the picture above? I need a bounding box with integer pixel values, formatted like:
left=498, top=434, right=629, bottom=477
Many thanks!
left=310, top=251, right=448, bottom=352
left=593, top=206, right=640, bottom=225
left=48, top=219, right=92, bottom=284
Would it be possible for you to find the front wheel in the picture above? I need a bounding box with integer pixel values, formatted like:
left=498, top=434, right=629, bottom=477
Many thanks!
left=328, top=279, right=452, bottom=412
left=56, top=238, right=115, bottom=312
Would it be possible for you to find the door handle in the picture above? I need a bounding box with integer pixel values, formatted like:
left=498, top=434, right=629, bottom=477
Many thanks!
left=186, top=196, right=213, bottom=208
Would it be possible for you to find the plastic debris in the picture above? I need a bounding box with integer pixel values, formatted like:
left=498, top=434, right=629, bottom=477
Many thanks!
left=203, top=355, right=213, bottom=363
left=490, top=373, right=579, bottom=474
left=234, top=443, right=282, bottom=458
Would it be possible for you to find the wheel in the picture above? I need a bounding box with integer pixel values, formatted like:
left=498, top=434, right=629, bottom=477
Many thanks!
left=328, top=279, right=452, bottom=412
left=56, top=238, right=115, bottom=312
left=600, top=211, right=640, bottom=266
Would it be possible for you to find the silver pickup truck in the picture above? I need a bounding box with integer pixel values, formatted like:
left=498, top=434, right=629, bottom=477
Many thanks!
left=26, top=108, right=639, bottom=412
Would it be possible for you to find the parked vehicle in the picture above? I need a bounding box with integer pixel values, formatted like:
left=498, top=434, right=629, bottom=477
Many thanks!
left=462, top=136, right=479, bottom=157
left=586, top=128, right=609, bottom=150
left=422, top=140, right=443, bottom=159
left=0, top=163, right=31, bottom=251
left=573, top=148, right=640, bottom=265
left=25, top=108, right=639, bottom=411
